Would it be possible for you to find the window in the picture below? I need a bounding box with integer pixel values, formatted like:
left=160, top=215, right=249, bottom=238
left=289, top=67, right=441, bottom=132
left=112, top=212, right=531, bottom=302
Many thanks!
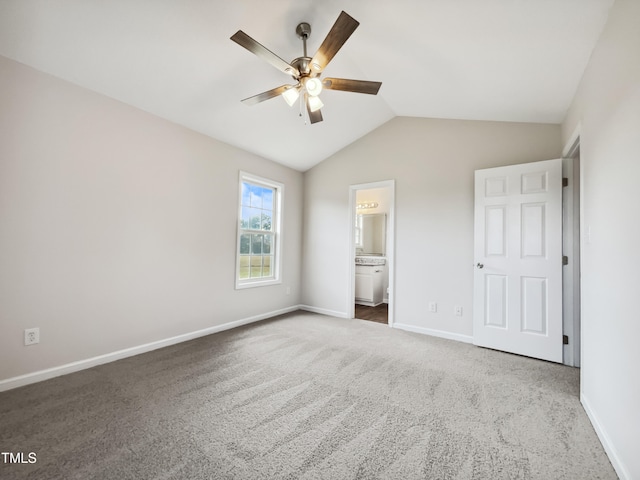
left=236, top=172, right=283, bottom=289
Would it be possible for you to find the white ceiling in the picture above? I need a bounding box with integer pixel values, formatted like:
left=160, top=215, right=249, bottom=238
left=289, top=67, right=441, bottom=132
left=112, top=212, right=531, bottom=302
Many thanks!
left=0, top=0, right=613, bottom=171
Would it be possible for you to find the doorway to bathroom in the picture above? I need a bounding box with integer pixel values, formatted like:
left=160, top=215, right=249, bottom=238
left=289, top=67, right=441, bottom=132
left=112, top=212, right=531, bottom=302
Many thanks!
left=348, top=180, right=395, bottom=326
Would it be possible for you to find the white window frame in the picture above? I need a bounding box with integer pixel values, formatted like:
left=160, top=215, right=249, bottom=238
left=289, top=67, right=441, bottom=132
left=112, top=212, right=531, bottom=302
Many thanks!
left=235, top=171, right=283, bottom=289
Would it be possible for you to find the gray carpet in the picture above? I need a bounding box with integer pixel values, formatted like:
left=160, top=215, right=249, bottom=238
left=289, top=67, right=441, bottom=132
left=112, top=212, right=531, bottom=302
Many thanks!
left=0, top=311, right=616, bottom=479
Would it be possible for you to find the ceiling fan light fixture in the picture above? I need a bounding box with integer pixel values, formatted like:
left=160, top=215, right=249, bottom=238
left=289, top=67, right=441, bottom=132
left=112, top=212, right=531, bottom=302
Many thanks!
left=305, top=77, right=323, bottom=96
left=308, top=95, right=324, bottom=112
left=231, top=11, right=381, bottom=125
left=282, top=86, right=300, bottom=106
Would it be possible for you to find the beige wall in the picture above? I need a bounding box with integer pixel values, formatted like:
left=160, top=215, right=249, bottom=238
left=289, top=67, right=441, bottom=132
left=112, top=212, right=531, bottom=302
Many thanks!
left=561, top=0, right=640, bottom=477
left=0, top=56, right=303, bottom=382
left=302, top=117, right=561, bottom=339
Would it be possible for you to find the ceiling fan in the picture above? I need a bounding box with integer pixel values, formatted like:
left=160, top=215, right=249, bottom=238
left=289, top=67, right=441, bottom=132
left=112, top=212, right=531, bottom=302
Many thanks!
left=230, top=11, right=382, bottom=124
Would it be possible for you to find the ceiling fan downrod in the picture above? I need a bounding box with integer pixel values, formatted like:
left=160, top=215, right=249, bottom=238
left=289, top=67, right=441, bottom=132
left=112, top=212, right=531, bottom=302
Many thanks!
left=290, top=22, right=314, bottom=80
left=295, top=22, right=311, bottom=58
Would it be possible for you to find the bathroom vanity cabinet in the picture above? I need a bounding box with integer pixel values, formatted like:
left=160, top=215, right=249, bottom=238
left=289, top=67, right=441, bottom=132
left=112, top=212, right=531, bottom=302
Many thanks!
left=355, top=264, right=385, bottom=306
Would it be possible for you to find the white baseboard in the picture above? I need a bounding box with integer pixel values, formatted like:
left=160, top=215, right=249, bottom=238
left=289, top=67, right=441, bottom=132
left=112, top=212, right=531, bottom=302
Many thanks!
left=581, top=391, right=630, bottom=480
left=0, top=305, right=300, bottom=393
left=299, top=304, right=349, bottom=319
left=392, top=323, right=473, bottom=344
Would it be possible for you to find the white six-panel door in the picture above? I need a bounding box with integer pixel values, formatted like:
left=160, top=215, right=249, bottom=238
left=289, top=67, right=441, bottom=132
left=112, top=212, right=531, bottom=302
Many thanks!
left=473, top=159, right=563, bottom=363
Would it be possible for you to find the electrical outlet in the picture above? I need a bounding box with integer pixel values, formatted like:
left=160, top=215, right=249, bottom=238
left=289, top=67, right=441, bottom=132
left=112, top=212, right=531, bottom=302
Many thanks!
left=454, top=306, right=463, bottom=316
left=428, top=302, right=437, bottom=313
left=24, top=328, right=40, bottom=346
left=285, top=286, right=291, bottom=295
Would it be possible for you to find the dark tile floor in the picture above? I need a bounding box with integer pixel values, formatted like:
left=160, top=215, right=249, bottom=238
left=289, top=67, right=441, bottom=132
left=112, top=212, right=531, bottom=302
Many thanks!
left=355, top=303, right=388, bottom=324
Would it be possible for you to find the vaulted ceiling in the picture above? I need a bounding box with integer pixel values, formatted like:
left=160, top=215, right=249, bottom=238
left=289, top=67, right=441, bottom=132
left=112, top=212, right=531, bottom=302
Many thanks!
left=0, top=0, right=614, bottom=171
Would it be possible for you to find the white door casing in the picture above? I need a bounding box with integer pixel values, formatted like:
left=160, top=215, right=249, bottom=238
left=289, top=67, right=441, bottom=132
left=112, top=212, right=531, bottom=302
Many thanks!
left=473, top=159, right=563, bottom=363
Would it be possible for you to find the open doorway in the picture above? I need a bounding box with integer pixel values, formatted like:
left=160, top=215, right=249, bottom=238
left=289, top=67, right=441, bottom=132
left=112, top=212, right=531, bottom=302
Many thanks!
left=348, top=180, right=395, bottom=326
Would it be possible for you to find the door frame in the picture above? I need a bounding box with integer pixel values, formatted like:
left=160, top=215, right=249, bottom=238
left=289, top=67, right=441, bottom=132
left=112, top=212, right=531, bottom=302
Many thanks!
left=348, top=180, right=396, bottom=326
left=562, top=125, right=582, bottom=367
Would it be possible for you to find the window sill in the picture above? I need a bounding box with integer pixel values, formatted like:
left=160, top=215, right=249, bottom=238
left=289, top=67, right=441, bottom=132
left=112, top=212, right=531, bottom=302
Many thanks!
left=235, top=278, right=282, bottom=290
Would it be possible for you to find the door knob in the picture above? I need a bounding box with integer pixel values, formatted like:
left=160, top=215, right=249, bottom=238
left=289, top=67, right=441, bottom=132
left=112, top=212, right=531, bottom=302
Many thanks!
left=476, top=263, right=484, bottom=269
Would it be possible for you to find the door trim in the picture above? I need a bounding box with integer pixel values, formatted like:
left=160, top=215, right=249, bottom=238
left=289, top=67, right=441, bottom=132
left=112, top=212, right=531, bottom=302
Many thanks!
left=562, top=155, right=581, bottom=367
left=348, top=180, right=395, bottom=326
left=562, top=128, right=582, bottom=367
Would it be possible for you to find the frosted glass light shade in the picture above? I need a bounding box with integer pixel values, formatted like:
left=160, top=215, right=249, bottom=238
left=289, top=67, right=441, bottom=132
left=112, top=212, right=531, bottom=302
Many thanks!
left=305, top=77, right=323, bottom=96
left=282, top=87, right=300, bottom=107
left=307, top=95, right=324, bottom=112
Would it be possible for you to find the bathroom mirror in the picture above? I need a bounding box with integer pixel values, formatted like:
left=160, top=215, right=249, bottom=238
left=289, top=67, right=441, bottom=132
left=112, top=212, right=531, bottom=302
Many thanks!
left=356, top=214, right=386, bottom=255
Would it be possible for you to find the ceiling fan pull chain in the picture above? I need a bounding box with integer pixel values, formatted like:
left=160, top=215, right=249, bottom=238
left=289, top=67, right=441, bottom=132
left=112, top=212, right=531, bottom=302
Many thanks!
left=299, top=94, right=304, bottom=119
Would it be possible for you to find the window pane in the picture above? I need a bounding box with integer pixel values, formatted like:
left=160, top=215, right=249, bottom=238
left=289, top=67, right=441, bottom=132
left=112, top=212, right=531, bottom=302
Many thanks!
left=241, top=182, right=251, bottom=207
left=240, top=206, right=251, bottom=228
left=261, top=212, right=272, bottom=231
left=249, top=208, right=261, bottom=229
left=250, top=256, right=262, bottom=278
left=240, top=234, right=250, bottom=254
left=262, top=188, right=273, bottom=210
left=250, top=255, right=262, bottom=267
left=263, top=256, right=272, bottom=276
left=249, top=185, right=263, bottom=208
left=263, top=234, right=272, bottom=254
left=251, top=234, right=263, bottom=254
left=239, top=255, right=250, bottom=280
left=250, top=267, right=262, bottom=277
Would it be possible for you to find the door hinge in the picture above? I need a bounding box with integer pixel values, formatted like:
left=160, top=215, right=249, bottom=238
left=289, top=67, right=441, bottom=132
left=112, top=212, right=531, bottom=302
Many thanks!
left=563, top=335, right=569, bottom=345
left=563, top=255, right=569, bottom=266
left=563, top=177, right=569, bottom=187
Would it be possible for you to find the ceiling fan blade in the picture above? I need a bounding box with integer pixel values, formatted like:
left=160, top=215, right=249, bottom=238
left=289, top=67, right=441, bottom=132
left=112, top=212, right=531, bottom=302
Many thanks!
left=231, top=30, right=300, bottom=77
left=310, top=11, right=359, bottom=73
left=241, top=85, right=295, bottom=106
left=305, top=94, right=323, bottom=124
left=322, top=78, right=382, bottom=95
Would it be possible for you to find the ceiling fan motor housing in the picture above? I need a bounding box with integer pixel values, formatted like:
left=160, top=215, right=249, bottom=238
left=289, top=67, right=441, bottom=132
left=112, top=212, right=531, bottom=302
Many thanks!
left=290, top=57, right=314, bottom=78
